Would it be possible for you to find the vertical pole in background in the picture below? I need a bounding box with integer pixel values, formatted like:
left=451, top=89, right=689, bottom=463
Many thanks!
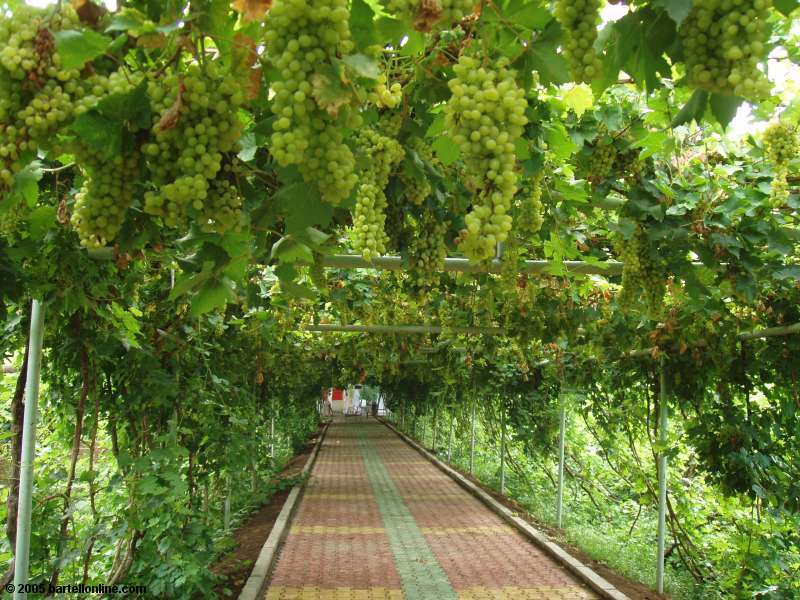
left=499, top=401, right=506, bottom=494
left=270, top=396, right=275, bottom=468
left=433, top=398, right=438, bottom=451
left=13, top=300, right=46, bottom=599
left=447, top=413, right=454, bottom=462
left=657, top=361, right=670, bottom=594
left=556, top=393, right=567, bottom=529
left=223, top=474, right=231, bottom=531
left=469, top=393, right=476, bottom=475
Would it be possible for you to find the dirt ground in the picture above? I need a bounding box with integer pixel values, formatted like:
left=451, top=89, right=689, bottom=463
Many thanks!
left=209, top=423, right=326, bottom=598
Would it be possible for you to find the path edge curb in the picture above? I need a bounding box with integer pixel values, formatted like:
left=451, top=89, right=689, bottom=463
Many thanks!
left=238, top=419, right=332, bottom=600
left=378, top=417, right=631, bottom=600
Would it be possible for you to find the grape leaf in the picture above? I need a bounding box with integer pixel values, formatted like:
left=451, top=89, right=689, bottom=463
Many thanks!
left=190, top=279, right=236, bottom=316
left=649, top=0, right=692, bottom=26
left=311, top=64, right=352, bottom=117
left=561, top=84, right=594, bottom=117
left=773, top=0, right=799, bottom=16
left=710, top=94, right=743, bottom=129
left=342, top=54, right=381, bottom=80
left=271, top=236, right=314, bottom=264
left=231, top=0, right=272, bottom=22
left=671, top=89, right=709, bottom=127
left=506, top=1, right=552, bottom=30
left=7, top=163, right=43, bottom=210
left=525, top=22, right=569, bottom=87
left=27, top=206, right=57, bottom=241
left=275, top=183, right=334, bottom=234
left=53, top=29, right=112, bottom=70
left=350, top=0, right=379, bottom=50
left=431, top=137, right=460, bottom=166
left=610, top=8, right=675, bottom=92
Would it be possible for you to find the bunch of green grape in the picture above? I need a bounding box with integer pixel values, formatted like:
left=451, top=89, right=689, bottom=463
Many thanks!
left=71, top=148, right=142, bottom=248
left=517, top=171, right=544, bottom=236
left=763, top=121, right=798, bottom=207
left=589, top=137, right=617, bottom=184
left=350, top=128, right=404, bottom=260
left=554, top=0, right=603, bottom=83
left=0, top=4, right=82, bottom=195
left=614, top=147, right=644, bottom=185
left=407, top=208, right=448, bottom=289
left=617, top=226, right=665, bottom=317
left=445, top=55, right=528, bottom=261
left=199, top=176, right=244, bottom=234
left=263, top=0, right=360, bottom=205
left=379, top=110, right=405, bottom=137
left=680, top=0, right=772, bottom=99
left=369, top=74, right=402, bottom=109
left=142, top=63, right=244, bottom=228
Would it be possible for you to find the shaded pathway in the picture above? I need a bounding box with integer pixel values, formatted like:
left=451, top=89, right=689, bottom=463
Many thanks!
left=264, top=419, right=598, bottom=599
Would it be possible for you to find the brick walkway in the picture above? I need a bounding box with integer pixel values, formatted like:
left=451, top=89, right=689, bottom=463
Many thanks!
left=264, top=419, right=598, bottom=600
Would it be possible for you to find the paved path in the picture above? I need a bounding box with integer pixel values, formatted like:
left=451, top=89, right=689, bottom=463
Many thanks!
left=264, top=419, right=598, bottom=599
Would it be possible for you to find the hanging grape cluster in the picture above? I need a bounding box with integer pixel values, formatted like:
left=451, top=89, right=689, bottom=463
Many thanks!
left=614, top=147, right=644, bottom=185
left=263, top=0, right=360, bottom=205
left=763, top=121, right=798, bottom=207
left=199, top=175, right=245, bottom=234
left=350, top=129, right=404, bottom=260
left=680, top=0, right=772, bottom=100
left=381, top=0, right=476, bottom=30
left=588, top=136, right=617, bottom=185
left=516, top=171, right=544, bottom=236
left=142, top=63, right=244, bottom=229
left=0, top=4, right=81, bottom=195
left=400, top=138, right=434, bottom=206
left=407, top=208, right=448, bottom=290
left=554, top=0, right=603, bottom=83
left=617, top=226, right=665, bottom=316
left=370, top=74, right=403, bottom=109
left=445, top=55, right=528, bottom=261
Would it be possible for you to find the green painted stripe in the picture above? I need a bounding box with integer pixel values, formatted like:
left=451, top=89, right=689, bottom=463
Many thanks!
left=357, top=425, right=457, bottom=600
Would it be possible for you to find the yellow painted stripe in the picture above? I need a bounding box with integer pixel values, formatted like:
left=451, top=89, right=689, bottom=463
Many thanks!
left=457, top=586, right=597, bottom=599
left=420, top=525, right=512, bottom=536
left=265, top=587, right=404, bottom=599
left=290, top=525, right=385, bottom=535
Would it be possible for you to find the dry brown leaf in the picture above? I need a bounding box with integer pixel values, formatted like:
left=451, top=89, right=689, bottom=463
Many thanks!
left=231, top=0, right=272, bottom=22
left=71, top=0, right=106, bottom=25
left=247, top=67, right=263, bottom=101
left=157, top=82, right=185, bottom=131
left=414, top=0, right=443, bottom=32
left=137, top=33, right=167, bottom=49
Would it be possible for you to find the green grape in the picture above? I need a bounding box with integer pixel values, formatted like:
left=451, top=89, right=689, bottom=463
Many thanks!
left=617, top=226, right=665, bottom=317
left=369, top=74, right=402, bottom=109
left=143, top=63, right=245, bottom=228
left=263, top=0, right=359, bottom=205
left=71, top=148, right=141, bottom=248
left=554, top=0, right=603, bottom=83
left=379, top=110, right=405, bottom=137
left=589, top=137, right=617, bottom=184
left=517, top=171, right=544, bottom=236
left=680, top=0, right=772, bottom=100
left=763, top=121, right=798, bottom=207
left=0, top=196, right=30, bottom=242
left=199, top=177, right=244, bottom=234
left=0, top=4, right=82, bottom=196
left=407, top=208, right=448, bottom=290
left=445, top=54, right=528, bottom=261
left=350, top=128, right=404, bottom=260
left=308, top=259, right=328, bottom=291
left=614, top=147, right=644, bottom=185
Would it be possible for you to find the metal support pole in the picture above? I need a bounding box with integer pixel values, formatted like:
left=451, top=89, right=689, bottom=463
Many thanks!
left=556, top=396, right=567, bottom=529
left=13, top=300, right=46, bottom=599
left=470, top=395, right=476, bottom=475
left=270, top=397, right=276, bottom=468
left=223, top=475, right=232, bottom=531
left=433, top=400, right=438, bottom=450
left=499, top=403, right=506, bottom=494
left=656, top=362, right=669, bottom=594
left=447, top=414, right=454, bottom=462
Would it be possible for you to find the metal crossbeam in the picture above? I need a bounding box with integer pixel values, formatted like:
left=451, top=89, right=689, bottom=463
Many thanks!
left=304, top=324, right=505, bottom=335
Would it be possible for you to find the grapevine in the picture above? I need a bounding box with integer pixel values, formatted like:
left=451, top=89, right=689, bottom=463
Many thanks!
left=381, top=0, right=476, bottom=30
left=762, top=121, right=798, bottom=207
left=516, top=171, right=544, bottom=236
left=263, top=0, right=359, bottom=205
left=445, top=55, right=527, bottom=261
left=142, top=63, right=244, bottom=229
left=588, top=136, right=617, bottom=185
left=554, top=0, right=603, bottom=83
left=0, top=4, right=81, bottom=195
left=350, top=129, right=404, bottom=260
left=407, top=208, right=448, bottom=289
left=199, top=176, right=244, bottom=234
left=400, top=138, right=434, bottom=206
left=617, top=226, right=665, bottom=317
left=680, top=0, right=772, bottom=100
left=369, top=74, right=403, bottom=109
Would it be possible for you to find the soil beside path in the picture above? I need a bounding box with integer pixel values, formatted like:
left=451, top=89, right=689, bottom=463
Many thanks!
left=208, top=423, right=326, bottom=598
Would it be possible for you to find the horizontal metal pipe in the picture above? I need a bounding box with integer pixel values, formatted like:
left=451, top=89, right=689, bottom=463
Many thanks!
left=320, top=255, right=624, bottom=276
left=304, top=324, right=506, bottom=335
